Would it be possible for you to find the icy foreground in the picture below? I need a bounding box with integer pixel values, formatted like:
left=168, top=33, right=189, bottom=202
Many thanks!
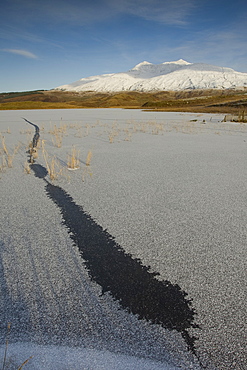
left=0, top=343, right=176, bottom=370
left=56, top=59, right=247, bottom=92
left=0, top=109, right=246, bottom=369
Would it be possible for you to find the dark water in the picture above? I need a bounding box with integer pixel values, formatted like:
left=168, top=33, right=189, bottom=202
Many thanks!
left=30, top=163, right=199, bottom=358
left=23, top=118, right=40, bottom=148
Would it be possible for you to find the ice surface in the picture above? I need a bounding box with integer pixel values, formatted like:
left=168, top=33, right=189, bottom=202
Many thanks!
left=0, top=343, right=177, bottom=370
left=0, top=109, right=246, bottom=369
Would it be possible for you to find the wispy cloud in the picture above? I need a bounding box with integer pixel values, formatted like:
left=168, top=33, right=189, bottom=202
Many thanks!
left=110, top=0, right=196, bottom=25
left=1, top=0, right=196, bottom=26
left=146, top=29, right=247, bottom=72
left=2, top=49, right=38, bottom=59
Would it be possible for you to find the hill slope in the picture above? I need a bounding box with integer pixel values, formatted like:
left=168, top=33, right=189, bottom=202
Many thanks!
left=56, top=60, right=247, bottom=92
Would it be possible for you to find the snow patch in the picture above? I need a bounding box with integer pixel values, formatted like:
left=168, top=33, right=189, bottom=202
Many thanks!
left=132, top=61, right=153, bottom=70
left=163, top=59, right=191, bottom=65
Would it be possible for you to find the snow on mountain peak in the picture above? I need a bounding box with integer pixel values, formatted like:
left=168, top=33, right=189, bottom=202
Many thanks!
left=163, top=59, right=191, bottom=65
left=132, top=61, right=153, bottom=70
left=56, top=60, right=247, bottom=92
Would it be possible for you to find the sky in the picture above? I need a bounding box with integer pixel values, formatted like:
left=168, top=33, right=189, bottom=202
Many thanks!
left=0, top=0, right=247, bottom=92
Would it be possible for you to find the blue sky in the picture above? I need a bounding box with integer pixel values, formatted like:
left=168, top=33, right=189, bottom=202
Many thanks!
left=0, top=0, right=247, bottom=92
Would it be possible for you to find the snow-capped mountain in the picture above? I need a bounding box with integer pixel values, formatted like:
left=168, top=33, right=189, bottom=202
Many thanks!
left=56, top=59, right=247, bottom=92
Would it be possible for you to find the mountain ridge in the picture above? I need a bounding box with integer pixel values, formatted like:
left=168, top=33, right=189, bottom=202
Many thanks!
left=56, top=60, right=247, bottom=92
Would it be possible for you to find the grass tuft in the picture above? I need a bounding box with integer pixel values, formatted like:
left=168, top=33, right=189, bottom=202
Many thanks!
left=49, top=124, right=67, bottom=148
left=67, top=146, right=80, bottom=170
left=85, top=149, right=92, bottom=166
left=42, top=140, right=63, bottom=181
left=1, top=136, right=16, bottom=168
left=24, top=161, right=31, bottom=174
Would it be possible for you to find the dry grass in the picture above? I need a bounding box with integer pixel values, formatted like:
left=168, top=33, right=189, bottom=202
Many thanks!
left=48, top=157, right=60, bottom=180
left=0, top=101, right=78, bottom=110
left=67, top=146, right=80, bottom=170
left=2, top=127, right=11, bottom=134
left=0, top=135, right=18, bottom=168
left=49, top=124, right=67, bottom=148
left=1, top=136, right=8, bottom=155
left=24, top=161, right=31, bottom=174
left=42, top=140, right=63, bottom=181
left=14, top=142, right=21, bottom=155
left=1, top=322, right=33, bottom=370
left=108, top=130, right=119, bottom=143
left=237, top=110, right=246, bottom=122
left=0, top=156, right=6, bottom=173
left=85, top=124, right=90, bottom=136
left=52, top=134, right=63, bottom=148
left=124, top=129, right=132, bottom=141
left=82, top=166, right=93, bottom=182
left=1, top=89, right=247, bottom=114
left=2, top=322, right=11, bottom=370
left=18, top=356, right=33, bottom=370
left=85, top=150, right=92, bottom=166
left=20, top=129, right=32, bottom=135
left=28, top=143, right=38, bottom=164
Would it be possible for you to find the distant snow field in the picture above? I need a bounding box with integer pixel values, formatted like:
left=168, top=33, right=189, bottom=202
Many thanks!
left=56, top=59, right=247, bottom=92
left=0, top=109, right=246, bottom=369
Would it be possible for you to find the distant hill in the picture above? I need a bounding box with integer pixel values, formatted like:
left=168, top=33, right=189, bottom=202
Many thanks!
left=56, top=59, right=247, bottom=92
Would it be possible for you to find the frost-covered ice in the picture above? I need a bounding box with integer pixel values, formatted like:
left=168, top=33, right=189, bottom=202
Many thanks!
left=0, top=109, right=247, bottom=369
left=56, top=59, right=247, bottom=91
left=0, top=343, right=177, bottom=370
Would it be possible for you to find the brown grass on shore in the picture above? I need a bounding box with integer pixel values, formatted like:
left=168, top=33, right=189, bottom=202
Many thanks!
left=0, top=89, right=247, bottom=115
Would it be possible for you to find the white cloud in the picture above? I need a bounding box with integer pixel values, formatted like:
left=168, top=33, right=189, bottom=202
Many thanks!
left=147, top=29, right=247, bottom=72
left=109, top=0, right=196, bottom=25
left=2, top=49, right=38, bottom=59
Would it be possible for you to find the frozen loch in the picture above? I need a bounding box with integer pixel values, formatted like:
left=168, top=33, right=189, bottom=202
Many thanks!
left=0, top=109, right=246, bottom=369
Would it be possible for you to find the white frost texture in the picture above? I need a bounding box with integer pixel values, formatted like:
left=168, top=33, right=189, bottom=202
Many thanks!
left=56, top=59, right=247, bottom=92
left=0, top=343, right=177, bottom=370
